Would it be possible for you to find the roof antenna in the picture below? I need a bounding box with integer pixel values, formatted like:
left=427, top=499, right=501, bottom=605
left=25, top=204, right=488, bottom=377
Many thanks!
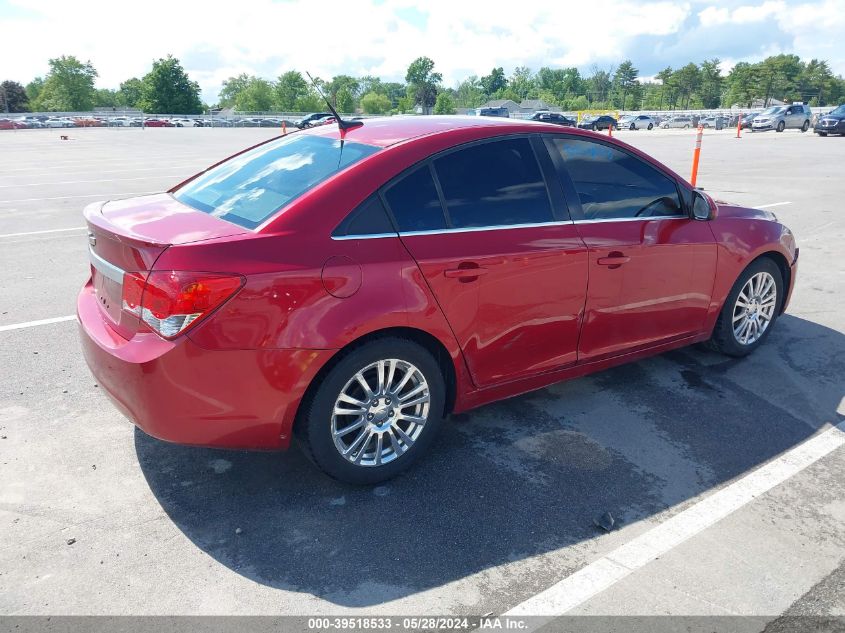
left=306, top=72, right=363, bottom=133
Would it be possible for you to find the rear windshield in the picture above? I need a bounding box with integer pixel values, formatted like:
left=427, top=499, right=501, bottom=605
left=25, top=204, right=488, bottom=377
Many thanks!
left=174, top=134, right=380, bottom=229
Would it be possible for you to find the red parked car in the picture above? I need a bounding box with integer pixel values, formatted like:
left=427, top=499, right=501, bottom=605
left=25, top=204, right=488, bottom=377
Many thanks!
left=143, top=118, right=173, bottom=127
left=78, top=116, right=798, bottom=483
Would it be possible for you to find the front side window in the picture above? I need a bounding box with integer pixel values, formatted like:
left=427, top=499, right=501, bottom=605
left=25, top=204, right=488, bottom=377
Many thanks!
left=433, top=138, right=553, bottom=229
left=174, top=135, right=380, bottom=229
left=551, top=137, right=683, bottom=221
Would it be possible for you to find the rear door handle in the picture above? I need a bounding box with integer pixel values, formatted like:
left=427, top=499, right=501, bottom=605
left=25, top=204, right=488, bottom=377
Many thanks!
left=597, top=253, right=630, bottom=267
left=444, top=265, right=489, bottom=279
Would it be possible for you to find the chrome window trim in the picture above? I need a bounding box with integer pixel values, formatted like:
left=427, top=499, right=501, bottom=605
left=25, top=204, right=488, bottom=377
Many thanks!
left=574, top=215, right=686, bottom=224
left=398, top=220, right=573, bottom=237
left=330, top=216, right=688, bottom=240
left=89, top=247, right=125, bottom=283
left=331, top=232, right=398, bottom=241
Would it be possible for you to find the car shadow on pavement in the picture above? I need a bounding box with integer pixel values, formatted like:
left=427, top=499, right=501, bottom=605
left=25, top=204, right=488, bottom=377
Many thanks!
left=136, top=314, right=844, bottom=607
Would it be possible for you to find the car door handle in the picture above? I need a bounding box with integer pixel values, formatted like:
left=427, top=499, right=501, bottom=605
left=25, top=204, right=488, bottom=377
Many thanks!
left=444, top=265, right=489, bottom=279
left=597, top=254, right=630, bottom=267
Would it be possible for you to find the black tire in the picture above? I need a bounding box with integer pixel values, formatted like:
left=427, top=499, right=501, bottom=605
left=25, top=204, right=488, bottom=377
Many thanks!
left=817, top=131, right=827, bottom=136
left=801, top=120, right=809, bottom=132
left=776, top=121, right=785, bottom=132
left=629, top=123, right=636, bottom=130
left=297, top=337, right=445, bottom=485
left=647, top=123, right=653, bottom=130
left=592, top=123, right=597, bottom=131
left=705, top=257, right=784, bottom=357
left=683, top=124, right=690, bottom=129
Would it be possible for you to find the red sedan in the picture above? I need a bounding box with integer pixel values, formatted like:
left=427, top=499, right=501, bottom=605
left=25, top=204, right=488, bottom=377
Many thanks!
left=78, top=116, right=798, bottom=484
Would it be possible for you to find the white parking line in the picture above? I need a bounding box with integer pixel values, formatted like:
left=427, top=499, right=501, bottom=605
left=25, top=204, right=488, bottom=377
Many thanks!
left=0, top=315, right=77, bottom=333
left=0, top=227, right=86, bottom=238
left=0, top=176, right=178, bottom=188
left=757, top=201, right=792, bottom=208
left=504, top=420, right=845, bottom=622
left=0, top=191, right=157, bottom=204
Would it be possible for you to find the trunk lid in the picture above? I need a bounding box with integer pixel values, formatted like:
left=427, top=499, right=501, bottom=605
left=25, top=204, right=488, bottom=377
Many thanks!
left=84, top=193, right=249, bottom=338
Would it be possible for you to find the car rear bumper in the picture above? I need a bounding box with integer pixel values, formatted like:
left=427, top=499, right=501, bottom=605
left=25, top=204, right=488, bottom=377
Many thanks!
left=77, top=279, right=334, bottom=450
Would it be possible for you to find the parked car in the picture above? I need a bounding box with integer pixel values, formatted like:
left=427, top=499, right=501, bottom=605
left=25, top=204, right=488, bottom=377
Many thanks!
left=476, top=106, right=510, bottom=118
left=171, top=118, right=199, bottom=127
left=78, top=116, right=798, bottom=484
left=0, top=118, right=28, bottom=130
left=619, top=114, right=655, bottom=130
left=700, top=116, right=727, bottom=130
left=209, top=118, right=234, bottom=127
left=578, top=115, right=617, bottom=131
left=17, top=116, right=45, bottom=128
left=298, top=112, right=333, bottom=128
left=813, top=104, right=845, bottom=136
left=143, top=118, right=173, bottom=127
left=661, top=115, right=693, bottom=129
left=108, top=116, right=132, bottom=127
left=529, top=112, right=576, bottom=126
left=44, top=117, right=75, bottom=128
left=752, top=104, right=812, bottom=132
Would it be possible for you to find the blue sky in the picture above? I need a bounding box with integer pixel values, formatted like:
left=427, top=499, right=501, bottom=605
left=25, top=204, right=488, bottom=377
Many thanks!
left=1, top=0, right=843, bottom=102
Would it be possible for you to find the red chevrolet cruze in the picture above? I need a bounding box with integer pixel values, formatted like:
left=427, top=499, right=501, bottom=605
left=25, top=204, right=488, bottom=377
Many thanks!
left=78, top=116, right=798, bottom=483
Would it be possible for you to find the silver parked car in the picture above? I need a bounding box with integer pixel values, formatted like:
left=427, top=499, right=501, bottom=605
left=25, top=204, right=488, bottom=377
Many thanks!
left=619, top=114, right=656, bottom=130
left=661, top=115, right=693, bottom=129
left=752, top=104, right=812, bottom=133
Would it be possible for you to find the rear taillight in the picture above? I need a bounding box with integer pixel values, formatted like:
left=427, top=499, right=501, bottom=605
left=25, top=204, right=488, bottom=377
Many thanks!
left=121, top=271, right=244, bottom=339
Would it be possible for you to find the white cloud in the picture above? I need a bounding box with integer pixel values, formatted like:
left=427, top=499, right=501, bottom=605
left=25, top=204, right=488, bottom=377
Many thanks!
left=1, top=0, right=843, bottom=103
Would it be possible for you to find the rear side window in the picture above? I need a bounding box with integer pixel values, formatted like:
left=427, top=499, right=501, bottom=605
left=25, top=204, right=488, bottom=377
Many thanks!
left=433, top=138, right=553, bottom=229
left=174, top=135, right=380, bottom=229
left=332, top=195, right=395, bottom=237
left=551, top=137, right=683, bottom=220
left=383, top=165, right=447, bottom=232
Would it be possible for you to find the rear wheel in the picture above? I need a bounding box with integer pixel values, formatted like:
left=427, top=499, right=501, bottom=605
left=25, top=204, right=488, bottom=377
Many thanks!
left=647, top=123, right=653, bottom=130
left=801, top=120, right=809, bottom=132
left=818, top=131, right=828, bottom=137
left=629, top=123, right=636, bottom=130
left=592, top=123, right=597, bottom=131
left=297, top=337, right=445, bottom=484
left=705, top=258, right=783, bottom=357
left=776, top=121, right=785, bottom=132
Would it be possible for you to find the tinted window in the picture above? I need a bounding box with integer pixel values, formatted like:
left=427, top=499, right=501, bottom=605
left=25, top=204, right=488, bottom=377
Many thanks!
left=175, top=135, right=380, bottom=229
left=551, top=137, right=683, bottom=220
left=333, top=195, right=395, bottom=237
left=383, top=165, right=446, bottom=232
left=433, top=138, right=553, bottom=229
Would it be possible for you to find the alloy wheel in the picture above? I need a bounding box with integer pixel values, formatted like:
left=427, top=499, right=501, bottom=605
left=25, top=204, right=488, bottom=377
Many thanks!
left=331, top=359, right=430, bottom=467
left=732, top=272, right=777, bottom=345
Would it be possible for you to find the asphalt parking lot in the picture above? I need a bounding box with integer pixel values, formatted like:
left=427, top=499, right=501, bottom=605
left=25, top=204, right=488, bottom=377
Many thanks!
left=0, top=124, right=843, bottom=624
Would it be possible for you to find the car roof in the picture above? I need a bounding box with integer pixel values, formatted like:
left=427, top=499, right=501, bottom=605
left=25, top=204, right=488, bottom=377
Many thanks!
left=302, top=115, right=579, bottom=148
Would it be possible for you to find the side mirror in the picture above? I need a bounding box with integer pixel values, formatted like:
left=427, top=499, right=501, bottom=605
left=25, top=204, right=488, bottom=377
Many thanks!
left=692, top=190, right=713, bottom=221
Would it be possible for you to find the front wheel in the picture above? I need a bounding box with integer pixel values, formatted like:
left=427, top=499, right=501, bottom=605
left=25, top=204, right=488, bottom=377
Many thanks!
left=817, top=131, right=828, bottom=137
left=592, top=123, right=597, bottom=131
left=776, top=121, right=785, bottom=132
left=629, top=123, right=636, bottom=130
left=705, top=258, right=783, bottom=357
left=647, top=123, right=653, bottom=130
left=297, top=337, right=445, bottom=484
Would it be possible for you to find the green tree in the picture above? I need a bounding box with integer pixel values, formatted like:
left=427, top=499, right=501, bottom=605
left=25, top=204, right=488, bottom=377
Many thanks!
left=655, top=67, right=673, bottom=109
left=480, top=67, right=507, bottom=95
left=587, top=67, right=611, bottom=104
left=611, top=60, right=639, bottom=109
left=454, top=76, right=485, bottom=108
left=235, top=77, right=275, bottom=112
left=508, top=66, right=535, bottom=101
left=335, top=87, right=355, bottom=113
left=219, top=73, right=251, bottom=108
left=294, top=89, right=324, bottom=113
left=25, top=77, right=44, bottom=106
left=699, top=58, right=723, bottom=108
left=117, top=78, right=143, bottom=108
left=274, top=71, right=310, bottom=111
left=433, top=92, right=456, bottom=114
left=800, top=59, right=834, bottom=105
left=360, top=91, right=391, bottom=114
left=94, top=88, right=119, bottom=107
left=724, top=62, right=756, bottom=108
left=326, top=75, right=360, bottom=107
left=383, top=82, right=407, bottom=108
left=140, top=55, right=202, bottom=114
left=33, top=56, right=98, bottom=111
left=1, top=80, right=29, bottom=112
left=405, top=56, right=442, bottom=112
left=672, top=63, right=701, bottom=109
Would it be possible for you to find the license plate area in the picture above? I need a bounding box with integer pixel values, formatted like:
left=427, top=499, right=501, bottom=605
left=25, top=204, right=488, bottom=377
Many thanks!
left=93, top=267, right=123, bottom=323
